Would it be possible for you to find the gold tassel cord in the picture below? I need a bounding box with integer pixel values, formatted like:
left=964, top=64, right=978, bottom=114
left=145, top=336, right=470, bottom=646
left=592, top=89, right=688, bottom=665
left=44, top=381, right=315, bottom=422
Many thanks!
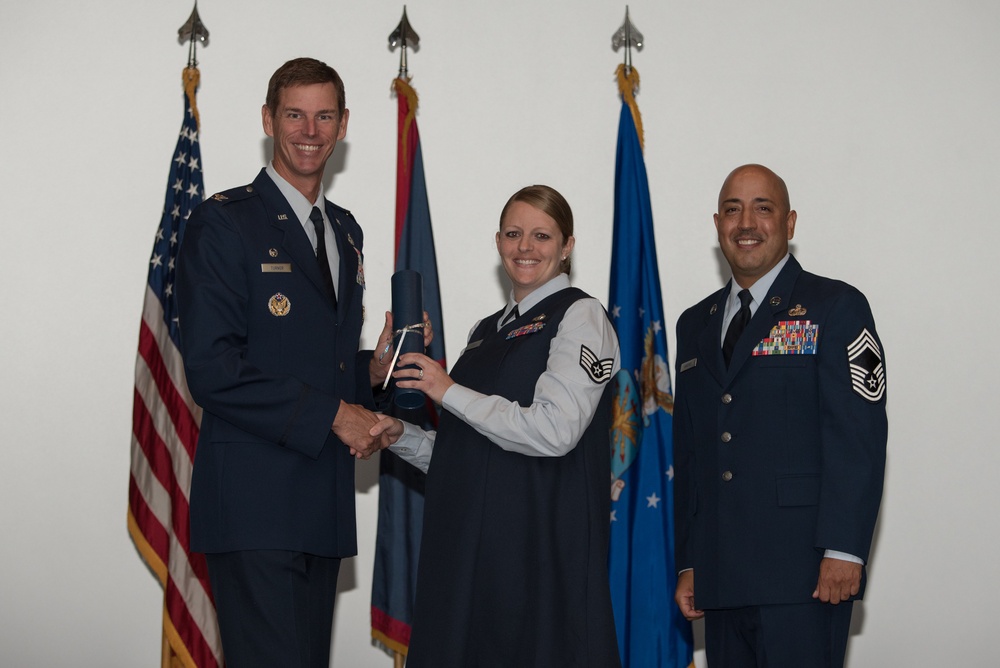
left=183, top=66, right=201, bottom=128
left=616, top=63, right=644, bottom=152
left=392, top=77, right=420, bottom=168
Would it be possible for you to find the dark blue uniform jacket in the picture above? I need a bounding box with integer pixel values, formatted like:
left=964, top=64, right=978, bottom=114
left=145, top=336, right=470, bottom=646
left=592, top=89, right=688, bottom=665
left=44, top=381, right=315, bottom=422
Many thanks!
left=673, top=256, right=887, bottom=609
left=177, top=169, right=372, bottom=558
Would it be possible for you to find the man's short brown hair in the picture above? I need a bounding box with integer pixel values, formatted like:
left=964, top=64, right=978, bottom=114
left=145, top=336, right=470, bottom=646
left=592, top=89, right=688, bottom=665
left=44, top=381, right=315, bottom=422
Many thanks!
left=265, top=57, right=345, bottom=116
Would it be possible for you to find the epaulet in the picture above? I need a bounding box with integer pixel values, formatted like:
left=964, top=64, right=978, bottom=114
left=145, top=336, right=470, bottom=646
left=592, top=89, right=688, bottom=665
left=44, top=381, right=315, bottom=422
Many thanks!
left=205, top=183, right=258, bottom=205
left=327, top=201, right=353, bottom=219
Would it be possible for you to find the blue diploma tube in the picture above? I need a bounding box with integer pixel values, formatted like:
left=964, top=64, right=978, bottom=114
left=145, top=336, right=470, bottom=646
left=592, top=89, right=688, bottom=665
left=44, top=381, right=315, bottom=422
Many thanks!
left=391, top=269, right=425, bottom=410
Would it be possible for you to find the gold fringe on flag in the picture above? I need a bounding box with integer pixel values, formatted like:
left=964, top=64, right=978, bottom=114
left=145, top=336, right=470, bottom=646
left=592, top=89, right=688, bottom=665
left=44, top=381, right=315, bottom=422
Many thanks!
left=616, top=63, right=644, bottom=152
left=183, top=66, right=201, bottom=128
left=393, top=77, right=419, bottom=167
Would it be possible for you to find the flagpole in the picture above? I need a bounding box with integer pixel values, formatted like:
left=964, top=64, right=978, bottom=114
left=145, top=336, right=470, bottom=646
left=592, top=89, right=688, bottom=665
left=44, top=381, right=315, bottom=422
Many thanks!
left=372, top=10, right=447, bottom=668
left=387, top=10, right=416, bottom=661
left=128, top=3, right=222, bottom=667
left=607, top=8, right=696, bottom=668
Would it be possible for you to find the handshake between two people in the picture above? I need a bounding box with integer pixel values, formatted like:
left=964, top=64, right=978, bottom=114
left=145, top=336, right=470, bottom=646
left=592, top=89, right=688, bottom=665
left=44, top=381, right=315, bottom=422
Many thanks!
left=334, top=309, right=452, bottom=459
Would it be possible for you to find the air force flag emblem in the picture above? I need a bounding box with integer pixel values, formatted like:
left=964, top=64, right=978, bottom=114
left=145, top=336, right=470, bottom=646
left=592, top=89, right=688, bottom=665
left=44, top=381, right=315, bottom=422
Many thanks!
left=579, top=345, right=614, bottom=384
left=847, top=328, right=885, bottom=402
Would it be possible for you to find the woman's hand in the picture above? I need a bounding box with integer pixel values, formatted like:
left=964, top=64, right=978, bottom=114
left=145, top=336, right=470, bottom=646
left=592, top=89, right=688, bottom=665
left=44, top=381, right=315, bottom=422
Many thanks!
left=393, top=352, right=454, bottom=404
left=369, top=413, right=405, bottom=445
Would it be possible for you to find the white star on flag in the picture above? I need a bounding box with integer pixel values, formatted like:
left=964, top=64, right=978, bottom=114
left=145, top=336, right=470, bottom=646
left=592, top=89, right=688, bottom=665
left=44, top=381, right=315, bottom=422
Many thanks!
left=646, top=493, right=661, bottom=508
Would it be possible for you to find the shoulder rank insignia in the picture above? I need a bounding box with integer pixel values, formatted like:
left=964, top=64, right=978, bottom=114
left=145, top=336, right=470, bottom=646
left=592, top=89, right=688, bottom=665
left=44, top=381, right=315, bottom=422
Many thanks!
left=788, top=304, right=807, bottom=316
left=580, top=345, right=614, bottom=383
left=268, top=293, right=291, bottom=317
left=847, top=328, right=885, bottom=402
left=211, top=193, right=229, bottom=201
left=277, top=213, right=288, bottom=221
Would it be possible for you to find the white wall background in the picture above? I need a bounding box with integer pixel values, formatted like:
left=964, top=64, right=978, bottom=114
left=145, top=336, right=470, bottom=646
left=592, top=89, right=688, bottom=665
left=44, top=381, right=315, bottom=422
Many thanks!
left=1, top=0, right=996, bottom=665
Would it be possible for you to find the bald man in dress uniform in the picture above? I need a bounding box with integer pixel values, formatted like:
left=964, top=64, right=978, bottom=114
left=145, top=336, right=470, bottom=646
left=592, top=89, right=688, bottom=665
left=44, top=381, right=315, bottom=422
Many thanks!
left=672, top=164, right=887, bottom=667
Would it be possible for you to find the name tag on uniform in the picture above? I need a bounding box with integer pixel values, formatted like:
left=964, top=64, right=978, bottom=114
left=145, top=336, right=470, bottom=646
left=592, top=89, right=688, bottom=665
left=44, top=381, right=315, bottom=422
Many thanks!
left=261, top=263, right=292, bottom=273
left=680, top=358, right=698, bottom=372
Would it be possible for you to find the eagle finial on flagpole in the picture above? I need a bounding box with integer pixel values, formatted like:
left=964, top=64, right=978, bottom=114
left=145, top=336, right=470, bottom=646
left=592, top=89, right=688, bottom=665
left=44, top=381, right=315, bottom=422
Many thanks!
left=389, top=6, right=420, bottom=80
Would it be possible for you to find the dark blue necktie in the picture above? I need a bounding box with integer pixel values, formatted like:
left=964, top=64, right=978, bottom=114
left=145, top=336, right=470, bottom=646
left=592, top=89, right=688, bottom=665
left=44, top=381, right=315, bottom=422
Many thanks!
left=722, top=289, right=752, bottom=367
left=310, top=207, right=337, bottom=306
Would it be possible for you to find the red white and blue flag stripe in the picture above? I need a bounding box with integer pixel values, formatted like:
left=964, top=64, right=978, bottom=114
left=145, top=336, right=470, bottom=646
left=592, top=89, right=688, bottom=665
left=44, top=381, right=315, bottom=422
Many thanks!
left=127, top=68, right=223, bottom=668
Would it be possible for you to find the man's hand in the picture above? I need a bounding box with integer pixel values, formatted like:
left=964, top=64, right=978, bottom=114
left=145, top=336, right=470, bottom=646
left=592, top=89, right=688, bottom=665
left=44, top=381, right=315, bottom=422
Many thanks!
left=332, top=401, right=392, bottom=459
left=812, top=557, right=862, bottom=604
left=368, top=311, right=434, bottom=387
left=369, top=312, right=395, bottom=387
left=674, top=570, right=704, bottom=621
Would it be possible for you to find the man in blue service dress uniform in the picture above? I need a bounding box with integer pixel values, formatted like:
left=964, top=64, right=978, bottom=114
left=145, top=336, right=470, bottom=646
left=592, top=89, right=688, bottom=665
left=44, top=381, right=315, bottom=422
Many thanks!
left=176, top=58, right=395, bottom=668
left=672, top=164, right=887, bottom=668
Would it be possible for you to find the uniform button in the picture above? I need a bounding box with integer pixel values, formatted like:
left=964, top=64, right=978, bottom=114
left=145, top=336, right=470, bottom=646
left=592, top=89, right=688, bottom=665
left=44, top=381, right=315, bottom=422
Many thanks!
left=246, top=186, right=254, bottom=192
left=722, top=471, right=733, bottom=482
left=339, top=362, right=347, bottom=372
left=721, top=393, right=733, bottom=404
left=721, top=432, right=732, bottom=443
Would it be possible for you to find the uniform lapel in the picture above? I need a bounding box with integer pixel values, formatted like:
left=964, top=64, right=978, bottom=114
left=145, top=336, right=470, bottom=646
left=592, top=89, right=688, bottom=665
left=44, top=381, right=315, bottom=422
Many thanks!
left=696, top=285, right=730, bottom=387
left=326, top=204, right=357, bottom=322
left=725, top=256, right=803, bottom=380
left=254, top=171, right=329, bottom=298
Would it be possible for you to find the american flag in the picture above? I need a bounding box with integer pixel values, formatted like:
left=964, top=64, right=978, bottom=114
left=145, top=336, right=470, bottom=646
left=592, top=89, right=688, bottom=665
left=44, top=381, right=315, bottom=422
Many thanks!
left=127, top=67, right=223, bottom=668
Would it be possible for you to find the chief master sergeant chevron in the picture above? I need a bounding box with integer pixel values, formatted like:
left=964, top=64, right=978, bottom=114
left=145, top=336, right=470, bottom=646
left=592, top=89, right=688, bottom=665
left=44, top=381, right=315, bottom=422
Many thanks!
left=175, top=57, right=400, bottom=667
left=672, top=164, right=887, bottom=668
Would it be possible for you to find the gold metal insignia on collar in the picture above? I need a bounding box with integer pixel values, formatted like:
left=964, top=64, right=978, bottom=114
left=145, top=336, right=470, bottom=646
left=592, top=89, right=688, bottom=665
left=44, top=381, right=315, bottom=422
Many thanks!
left=532, top=314, right=547, bottom=322
left=710, top=304, right=718, bottom=315
left=769, top=296, right=782, bottom=307
left=268, top=293, right=291, bottom=316
left=788, top=304, right=807, bottom=316
left=277, top=214, right=288, bottom=221
left=211, top=193, right=228, bottom=201
left=269, top=248, right=278, bottom=258
left=347, top=232, right=354, bottom=246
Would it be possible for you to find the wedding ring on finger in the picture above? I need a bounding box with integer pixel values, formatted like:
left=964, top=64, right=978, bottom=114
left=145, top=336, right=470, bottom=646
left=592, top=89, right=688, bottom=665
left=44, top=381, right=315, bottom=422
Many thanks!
left=418, top=368, right=424, bottom=379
